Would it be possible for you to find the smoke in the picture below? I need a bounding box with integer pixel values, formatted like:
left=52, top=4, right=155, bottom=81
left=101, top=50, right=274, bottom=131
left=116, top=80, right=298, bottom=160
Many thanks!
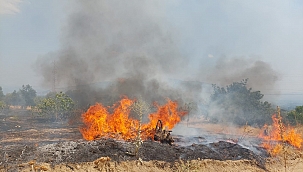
left=194, top=56, right=279, bottom=126
left=201, top=56, right=279, bottom=92
left=35, top=0, right=188, bottom=107
left=35, top=0, right=279, bottom=116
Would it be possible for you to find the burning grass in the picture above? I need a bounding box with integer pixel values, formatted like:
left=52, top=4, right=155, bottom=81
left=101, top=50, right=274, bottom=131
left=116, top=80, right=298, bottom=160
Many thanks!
left=80, top=97, right=187, bottom=141
left=259, top=107, right=303, bottom=156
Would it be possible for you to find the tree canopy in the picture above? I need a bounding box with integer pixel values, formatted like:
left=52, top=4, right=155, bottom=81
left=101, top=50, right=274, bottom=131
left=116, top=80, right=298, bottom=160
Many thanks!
left=4, top=90, right=23, bottom=106
left=35, top=92, right=75, bottom=120
left=0, top=86, right=4, bottom=101
left=0, top=87, right=5, bottom=110
left=19, top=84, right=37, bottom=107
left=287, top=105, right=303, bottom=125
left=208, top=79, right=273, bottom=126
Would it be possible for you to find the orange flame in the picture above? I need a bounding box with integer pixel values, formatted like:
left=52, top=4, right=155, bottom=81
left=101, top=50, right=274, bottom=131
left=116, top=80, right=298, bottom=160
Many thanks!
left=259, top=114, right=303, bottom=155
left=80, top=97, right=187, bottom=141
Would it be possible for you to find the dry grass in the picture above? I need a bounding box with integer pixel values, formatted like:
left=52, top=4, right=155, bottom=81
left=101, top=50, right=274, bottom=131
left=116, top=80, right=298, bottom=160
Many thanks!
left=173, top=159, right=201, bottom=172
left=130, top=98, right=150, bottom=159
left=93, top=156, right=111, bottom=171
left=11, top=159, right=271, bottom=172
left=269, top=106, right=303, bottom=172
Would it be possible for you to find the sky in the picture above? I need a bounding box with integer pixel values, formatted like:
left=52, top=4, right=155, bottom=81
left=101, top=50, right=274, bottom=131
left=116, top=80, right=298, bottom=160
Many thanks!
left=0, top=0, right=303, bottom=106
left=0, top=0, right=66, bottom=93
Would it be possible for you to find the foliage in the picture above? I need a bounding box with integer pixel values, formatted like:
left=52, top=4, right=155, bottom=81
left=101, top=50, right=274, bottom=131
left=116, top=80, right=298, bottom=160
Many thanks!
left=35, top=92, right=75, bottom=120
left=0, top=86, right=4, bottom=101
left=209, top=79, right=273, bottom=126
left=19, top=84, right=37, bottom=107
left=0, top=87, right=6, bottom=112
left=286, top=105, right=303, bottom=125
left=0, top=100, right=6, bottom=112
left=4, top=90, right=23, bottom=106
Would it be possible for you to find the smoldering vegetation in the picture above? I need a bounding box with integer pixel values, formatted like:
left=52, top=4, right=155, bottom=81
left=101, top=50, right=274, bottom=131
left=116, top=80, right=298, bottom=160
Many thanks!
left=35, top=1, right=279, bottom=124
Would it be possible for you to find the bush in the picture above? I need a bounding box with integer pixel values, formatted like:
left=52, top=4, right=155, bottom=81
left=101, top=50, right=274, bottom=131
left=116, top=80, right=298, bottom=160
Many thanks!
left=208, top=79, right=273, bottom=126
left=0, top=100, right=6, bottom=112
left=34, top=92, right=75, bottom=120
left=286, top=106, right=303, bottom=125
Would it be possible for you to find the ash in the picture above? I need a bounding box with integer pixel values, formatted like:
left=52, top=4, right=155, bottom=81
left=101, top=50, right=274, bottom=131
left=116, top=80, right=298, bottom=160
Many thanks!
left=0, top=138, right=267, bottom=169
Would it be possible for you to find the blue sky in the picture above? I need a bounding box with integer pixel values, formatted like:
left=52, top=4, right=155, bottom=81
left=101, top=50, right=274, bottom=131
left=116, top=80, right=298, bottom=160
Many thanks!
left=0, top=0, right=303, bottom=105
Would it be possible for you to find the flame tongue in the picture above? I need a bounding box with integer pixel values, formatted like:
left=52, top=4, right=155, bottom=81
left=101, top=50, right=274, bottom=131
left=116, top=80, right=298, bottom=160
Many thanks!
left=259, top=114, right=303, bottom=155
left=284, top=129, right=303, bottom=148
left=141, top=99, right=187, bottom=139
left=80, top=97, right=187, bottom=141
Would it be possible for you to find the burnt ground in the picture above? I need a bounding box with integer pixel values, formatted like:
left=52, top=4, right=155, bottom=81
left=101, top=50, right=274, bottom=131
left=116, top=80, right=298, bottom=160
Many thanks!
left=0, top=139, right=266, bottom=166
left=0, top=110, right=269, bottom=171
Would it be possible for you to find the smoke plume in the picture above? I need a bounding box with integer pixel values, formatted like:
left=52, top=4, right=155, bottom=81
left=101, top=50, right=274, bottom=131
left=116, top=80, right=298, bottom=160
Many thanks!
left=35, top=0, right=188, bottom=107
left=202, top=57, right=279, bottom=92
left=36, top=0, right=279, bottom=113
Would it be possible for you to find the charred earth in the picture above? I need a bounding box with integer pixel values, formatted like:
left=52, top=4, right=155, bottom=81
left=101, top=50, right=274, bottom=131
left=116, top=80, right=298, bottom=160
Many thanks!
left=0, top=110, right=269, bottom=171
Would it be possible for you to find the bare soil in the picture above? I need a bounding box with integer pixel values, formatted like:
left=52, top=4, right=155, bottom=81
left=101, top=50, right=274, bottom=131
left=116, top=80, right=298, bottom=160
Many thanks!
left=1, top=110, right=303, bottom=172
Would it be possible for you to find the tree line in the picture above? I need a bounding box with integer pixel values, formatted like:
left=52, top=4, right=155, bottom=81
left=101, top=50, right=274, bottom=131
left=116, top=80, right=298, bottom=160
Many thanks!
left=0, top=85, right=37, bottom=109
left=1, top=80, right=303, bottom=126
left=208, top=78, right=303, bottom=126
left=0, top=85, right=74, bottom=121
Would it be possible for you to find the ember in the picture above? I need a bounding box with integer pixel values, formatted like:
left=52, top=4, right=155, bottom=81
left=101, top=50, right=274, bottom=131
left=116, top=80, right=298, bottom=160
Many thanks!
left=80, top=97, right=187, bottom=141
left=259, top=107, right=303, bottom=155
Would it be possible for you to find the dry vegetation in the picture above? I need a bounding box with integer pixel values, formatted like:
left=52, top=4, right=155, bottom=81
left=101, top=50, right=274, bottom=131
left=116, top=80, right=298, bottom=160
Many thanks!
left=4, top=156, right=303, bottom=172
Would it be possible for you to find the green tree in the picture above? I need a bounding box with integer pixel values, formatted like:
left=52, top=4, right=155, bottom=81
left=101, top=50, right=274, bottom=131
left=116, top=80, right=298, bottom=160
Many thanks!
left=20, top=84, right=37, bottom=107
left=0, top=86, right=4, bottom=101
left=0, top=100, right=5, bottom=112
left=4, top=90, right=23, bottom=106
left=287, top=105, right=303, bottom=125
left=0, top=87, right=5, bottom=111
left=209, top=79, right=273, bottom=126
left=35, top=92, right=75, bottom=120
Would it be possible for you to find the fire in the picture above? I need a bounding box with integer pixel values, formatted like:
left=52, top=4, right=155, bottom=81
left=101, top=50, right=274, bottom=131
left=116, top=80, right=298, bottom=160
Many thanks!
left=80, top=97, right=187, bottom=141
left=285, top=129, right=303, bottom=148
left=259, top=113, right=303, bottom=156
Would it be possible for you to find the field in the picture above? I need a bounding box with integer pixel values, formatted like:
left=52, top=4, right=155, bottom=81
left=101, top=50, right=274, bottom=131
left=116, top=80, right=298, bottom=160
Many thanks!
left=1, top=109, right=303, bottom=172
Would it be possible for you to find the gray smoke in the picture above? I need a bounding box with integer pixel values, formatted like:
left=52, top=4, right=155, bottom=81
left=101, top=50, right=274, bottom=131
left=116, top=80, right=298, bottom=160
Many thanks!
left=199, top=56, right=279, bottom=93
left=35, top=0, right=188, bottom=107
left=35, top=0, right=279, bottom=111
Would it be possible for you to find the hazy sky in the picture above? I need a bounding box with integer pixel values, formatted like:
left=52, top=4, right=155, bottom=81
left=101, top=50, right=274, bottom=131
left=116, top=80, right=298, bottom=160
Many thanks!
left=0, top=0, right=302, bottom=105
